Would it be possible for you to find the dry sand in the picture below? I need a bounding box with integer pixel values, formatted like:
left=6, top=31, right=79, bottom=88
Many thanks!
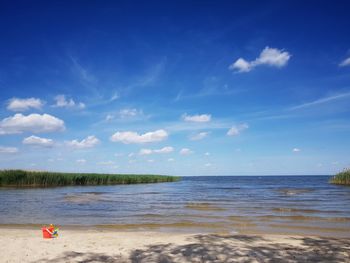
left=0, top=227, right=349, bottom=263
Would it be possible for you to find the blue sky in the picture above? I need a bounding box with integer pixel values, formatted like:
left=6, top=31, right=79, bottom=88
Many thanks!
left=0, top=0, right=349, bottom=175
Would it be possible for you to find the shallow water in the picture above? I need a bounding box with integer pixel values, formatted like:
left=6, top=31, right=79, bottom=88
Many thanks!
left=0, top=176, right=349, bottom=236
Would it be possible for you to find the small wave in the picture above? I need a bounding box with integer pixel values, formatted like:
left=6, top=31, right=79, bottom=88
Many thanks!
left=276, top=188, right=314, bottom=196
left=185, top=202, right=227, bottom=211
left=209, top=187, right=241, bottom=190
left=271, top=207, right=342, bottom=214
left=272, top=207, right=320, bottom=213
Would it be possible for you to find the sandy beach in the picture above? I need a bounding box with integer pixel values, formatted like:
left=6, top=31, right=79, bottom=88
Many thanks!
left=0, top=227, right=349, bottom=263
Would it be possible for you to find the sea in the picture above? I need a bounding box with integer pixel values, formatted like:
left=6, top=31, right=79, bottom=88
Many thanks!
left=0, top=176, right=349, bottom=237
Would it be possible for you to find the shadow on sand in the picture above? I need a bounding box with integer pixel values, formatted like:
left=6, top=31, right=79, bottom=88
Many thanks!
left=37, top=234, right=350, bottom=263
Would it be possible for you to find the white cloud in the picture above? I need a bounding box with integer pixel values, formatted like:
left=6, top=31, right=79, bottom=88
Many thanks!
left=128, top=152, right=135, bottom=158
left=110, top=129, right=168, bottom=144
left=0, top=146, right=18, bottom=153
left=189, top=131, right=210, bottom=141
left=139, top=149, right=153, bottom=155
left=67, top=135, right=100, bottom=149
left=227, top=123, right=248, bottom=136
left=168, top=158, right=175, bottom=162
left=204, top=152, right=210, bottom=156
left=180, top=148, right=193, bottom=155
left=7, top=98, right=44, bottom=112
left=119, top=108, right=141, bottom=119
left=183, top=114, right=211, bottom=123
left=229, top=46, right=291, bottom=73
left=154, top=146, right=174, bottom=154
left=229, top=58, right=252, bottom=73
left=139, top=146, right=174, bottom=155
left=0, top=113, right=65, bottom=135
left=339, top=57, right=350, bottom=67
left=53, top=95, right=85, bottom=109
left=292, top=148, right=301, bottom=152
left=22, top=135, right=54, bottom=147
left=205, top=163, right=212, bottom=167
left=147, top=159, right=154, bottom=163
left=76, top=159, right=86, bottom=164
left=105, top=108, right=145, bottom=122
left=254, top=47, right=291, bottom=67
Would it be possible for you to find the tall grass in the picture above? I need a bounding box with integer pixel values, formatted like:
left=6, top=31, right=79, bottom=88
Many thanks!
left=330, top=169, right=350, bottom=185
left=0, top=170, right=180, bottom=187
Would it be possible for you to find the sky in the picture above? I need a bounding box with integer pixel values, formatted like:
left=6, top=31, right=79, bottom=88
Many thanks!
left=0, top=0, right=349, bottom=176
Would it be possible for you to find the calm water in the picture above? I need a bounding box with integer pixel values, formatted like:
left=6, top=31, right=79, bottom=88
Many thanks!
left=1, top=176, right=350, bottom=236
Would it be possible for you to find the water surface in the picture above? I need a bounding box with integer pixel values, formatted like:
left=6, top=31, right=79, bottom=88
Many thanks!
left=1, top=176, right=349, bottom=236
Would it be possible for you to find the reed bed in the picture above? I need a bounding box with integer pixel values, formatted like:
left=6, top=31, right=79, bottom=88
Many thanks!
left=330, top=169, right=350, bottom=185
left=0, top=170, right=180, bottom=187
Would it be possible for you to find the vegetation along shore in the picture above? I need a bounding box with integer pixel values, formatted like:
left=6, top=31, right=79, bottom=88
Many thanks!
left=0, top=170, right=180, bottom=187
left=330, top=169, right=350, bottom=185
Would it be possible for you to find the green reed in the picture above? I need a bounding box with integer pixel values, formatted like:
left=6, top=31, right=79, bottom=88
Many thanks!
left=0, top=170, right=180, bottom=187
left=330, top=169, right=350, bottom=185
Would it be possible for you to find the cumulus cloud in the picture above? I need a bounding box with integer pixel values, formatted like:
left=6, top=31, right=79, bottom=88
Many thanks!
left=53, top=95, right=85, bottom=109
left=339, top=57, right=350, bottom=67
left=227, top=123, right=248, bottom=136
left=7, top=97, right=44, bottom=112
left=229, top=46, right=291, bottom=73
left=67, top=135, right=100, bottom=149
left=229, top=58, right=252, bottom=73
left=0, top=113, right=65, bottom=135
left=0, top=146, right=18, bottom=153
left=180, top=148, right=193, bottom=155
left=189, top=132, right=210, bottom=141
left=22, top=135, right=54, bottom=147
left=139, top=146, right=174, bottom=155
left=292, top=148, right=301, bottom=152
left=183, top=114, right=211, bottom=123
left=110, top=129, right=168, bottom=144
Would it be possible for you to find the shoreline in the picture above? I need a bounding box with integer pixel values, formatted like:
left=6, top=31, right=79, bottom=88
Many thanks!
left=1, top=227, right=349, bottom=262
left=1, top=221, right=350, bottom=238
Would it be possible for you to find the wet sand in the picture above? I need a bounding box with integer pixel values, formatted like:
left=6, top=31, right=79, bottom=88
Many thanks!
left=0, top=227, right=349, bottom=262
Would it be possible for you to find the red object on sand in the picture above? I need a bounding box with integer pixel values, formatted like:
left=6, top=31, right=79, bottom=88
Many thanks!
left=42, top=226, right=54, bottom=239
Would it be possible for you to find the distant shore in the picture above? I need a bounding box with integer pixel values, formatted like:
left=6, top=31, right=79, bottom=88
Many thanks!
left=1, top=227, right=349, bottom=262
left=0, top=170, right=180, bottom=187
